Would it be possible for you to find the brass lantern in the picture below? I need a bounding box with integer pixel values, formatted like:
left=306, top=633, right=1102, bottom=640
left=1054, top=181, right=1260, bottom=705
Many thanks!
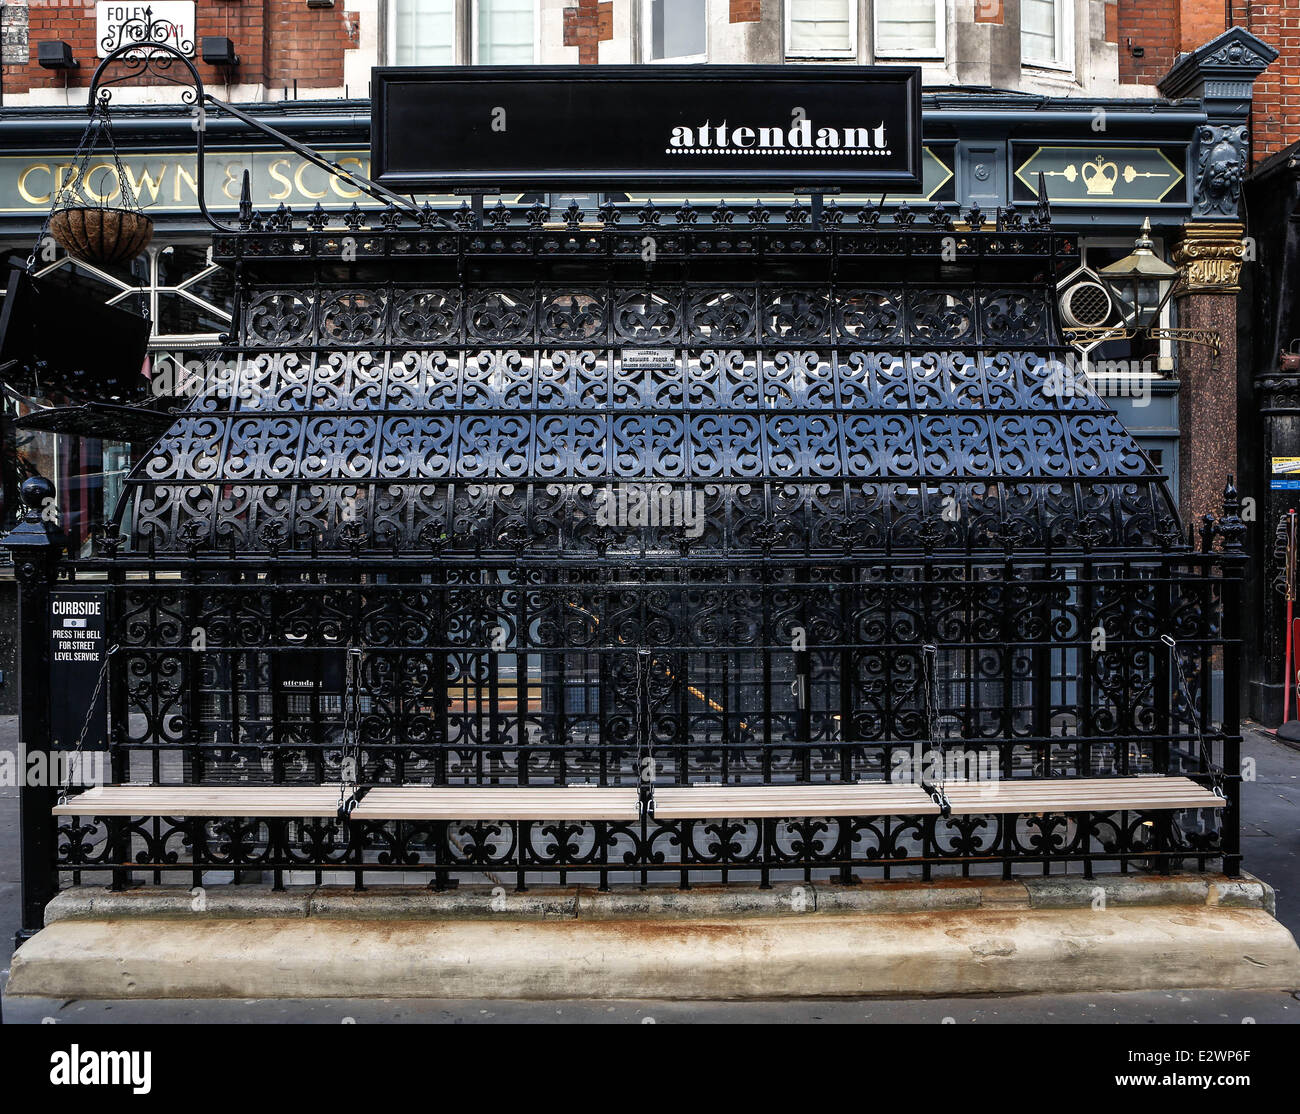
left=1097, top=218, right=1177, bottom=330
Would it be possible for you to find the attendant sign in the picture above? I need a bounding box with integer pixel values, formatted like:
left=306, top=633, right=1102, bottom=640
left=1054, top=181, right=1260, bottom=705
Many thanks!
left=371, top=65, right=923, bottom=193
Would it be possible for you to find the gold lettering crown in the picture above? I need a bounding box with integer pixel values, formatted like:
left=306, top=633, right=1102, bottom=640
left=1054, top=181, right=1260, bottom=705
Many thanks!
left=1081, top=157, right=1119, bottom=196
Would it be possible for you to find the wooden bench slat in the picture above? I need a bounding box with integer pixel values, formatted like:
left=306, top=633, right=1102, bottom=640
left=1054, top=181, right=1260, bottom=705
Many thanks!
left=652, top=784, right=939, bottom=819
left=52, top=786, right=353, bottom=818
left=351, top=787, right=641, bottom=820
left=941, top=776, right=1223, bottom=815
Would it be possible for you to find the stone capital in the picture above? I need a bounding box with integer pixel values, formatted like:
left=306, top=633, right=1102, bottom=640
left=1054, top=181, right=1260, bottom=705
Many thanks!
left=1171, top=222, right=1245, bottom=293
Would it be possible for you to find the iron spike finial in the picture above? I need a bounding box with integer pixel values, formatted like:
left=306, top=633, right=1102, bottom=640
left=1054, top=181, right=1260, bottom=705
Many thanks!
left=238, top=170, right=252, bottom=229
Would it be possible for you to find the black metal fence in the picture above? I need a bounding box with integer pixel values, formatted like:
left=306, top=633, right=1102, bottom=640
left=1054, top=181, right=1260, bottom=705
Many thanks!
left=42, top=540, right=1242, bottom=891
left=1, top=200, right=1247, bottom=919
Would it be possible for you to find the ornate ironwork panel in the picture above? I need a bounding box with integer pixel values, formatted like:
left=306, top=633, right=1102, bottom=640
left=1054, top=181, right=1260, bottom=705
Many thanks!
left=52, top=206, right=1240, bottom=889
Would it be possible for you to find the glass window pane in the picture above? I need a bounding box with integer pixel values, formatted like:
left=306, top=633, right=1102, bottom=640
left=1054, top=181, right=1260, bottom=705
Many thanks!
left=394, top=0, right=455, bottom=65
left=875, top=0, right=938, bottom=54
left=789, top=0, right=852, bottom=54
left=478, top=0, right=535, bottom=63
left=651, top=0, right=707, bottom=60
left=1021, top=0, right=1058, bottom=63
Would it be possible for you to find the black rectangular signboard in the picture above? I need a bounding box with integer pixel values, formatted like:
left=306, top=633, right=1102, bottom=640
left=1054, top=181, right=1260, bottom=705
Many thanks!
left=49, top=587, right=109, bottom=755
left=371, top=65, right=922, bottom=194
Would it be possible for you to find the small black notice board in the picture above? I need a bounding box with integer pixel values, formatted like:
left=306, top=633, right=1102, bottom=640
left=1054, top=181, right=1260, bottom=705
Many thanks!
left=371, top=65, right=923, bottom=194
left=49, top=587, right=109, bottom=752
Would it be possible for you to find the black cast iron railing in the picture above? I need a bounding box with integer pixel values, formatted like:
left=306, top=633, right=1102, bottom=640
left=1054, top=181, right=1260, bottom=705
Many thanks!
left=6, top=192, right=1247, bottom=913
left=42, top=528, right=1243, bottom=891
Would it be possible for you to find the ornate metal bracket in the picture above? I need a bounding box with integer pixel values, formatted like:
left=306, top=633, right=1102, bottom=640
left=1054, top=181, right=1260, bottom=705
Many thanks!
left=1062, top=269, right=1222, bottom=357
left=85, top=13, right=440, bottom=233
left=1062, top=323, right=1220, bottom=357
left=1061, top=325, right=1138, bottom=346
left=1147, top=326, right=1221, bottom=357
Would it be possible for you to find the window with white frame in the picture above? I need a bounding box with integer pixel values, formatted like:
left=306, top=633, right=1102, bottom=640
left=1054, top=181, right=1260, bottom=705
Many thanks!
left=389, top=0, right=538, bottom=65
left=786, top=0, right=856, bottom=58
left=873, top=0, right=944, bottom=58
left=1021, top=0, right=1073, bottom=70
left=645, top=0, right=707, bottom=63
left=474, top=0, right=537, bottom=63
left=391, top=0, right=456, bottom=64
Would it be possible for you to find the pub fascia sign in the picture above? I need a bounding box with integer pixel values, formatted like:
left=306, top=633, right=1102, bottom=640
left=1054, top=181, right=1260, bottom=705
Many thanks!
left=97, top=1, right=196, bottom=58
left=0, top=149, right=380, bottom=214
left=371, top=65, right=924, bottom=193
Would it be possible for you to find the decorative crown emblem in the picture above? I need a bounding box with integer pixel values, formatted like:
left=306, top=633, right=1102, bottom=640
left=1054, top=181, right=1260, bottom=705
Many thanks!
left=1081, top=157, right=1119, bottom=196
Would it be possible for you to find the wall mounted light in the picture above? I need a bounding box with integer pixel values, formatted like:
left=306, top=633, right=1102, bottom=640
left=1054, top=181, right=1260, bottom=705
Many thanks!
left=201, top=37, right=240, bottom=67
left=1098, top=218, right=1177, bottom=330
left=1062, top=219, right=1222, bottom=356
left=37, top=41, right=78, bottom=70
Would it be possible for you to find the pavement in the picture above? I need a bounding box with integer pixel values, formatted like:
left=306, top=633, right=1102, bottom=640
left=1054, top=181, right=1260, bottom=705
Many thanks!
left=1, top=715, right=1297, bottom=1023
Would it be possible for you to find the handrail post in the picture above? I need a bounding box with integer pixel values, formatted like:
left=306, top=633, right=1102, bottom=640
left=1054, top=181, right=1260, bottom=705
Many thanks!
left=2, top=475, right=67, bottom=944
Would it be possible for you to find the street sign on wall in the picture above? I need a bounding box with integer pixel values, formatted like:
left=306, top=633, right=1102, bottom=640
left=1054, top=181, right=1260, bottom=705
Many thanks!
left=371, top=65, right=923, bottom=194
left=96, top=1, right=196, bottom=58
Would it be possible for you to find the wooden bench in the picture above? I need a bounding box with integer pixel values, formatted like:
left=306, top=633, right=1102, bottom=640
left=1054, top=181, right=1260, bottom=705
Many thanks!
left=940, top=776, right=1224, bottom=815
left=52, top=785, right=353, bottom=818
left=52, top=776, right=1223, bottom=821
left=350, top=786, right=640, bottom=821
left=651, top=783, right=938, bottom=819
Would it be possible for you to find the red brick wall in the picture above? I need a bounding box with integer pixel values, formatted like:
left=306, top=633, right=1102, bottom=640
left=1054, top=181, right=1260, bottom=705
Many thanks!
left=563, top=0, right=613, bottom=64
left=1231, top=2, right=1299, bottom=161
left=1117, top=0, right=1234, bottom=85
left=1178, top=0, right=1224, bottom=49
left=729, top=0, right=761, bottom=22
left=1117, top=0, right=1186, bottom=85
left=264, top=0, right=355, bottom=90
left=5, top=1, right=356, bottom=95
left=1118, top=2, right=1294, bottom=163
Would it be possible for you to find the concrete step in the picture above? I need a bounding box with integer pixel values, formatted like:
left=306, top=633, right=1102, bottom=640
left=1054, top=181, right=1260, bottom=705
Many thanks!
left=9, top=878, right=1300, bottom=1000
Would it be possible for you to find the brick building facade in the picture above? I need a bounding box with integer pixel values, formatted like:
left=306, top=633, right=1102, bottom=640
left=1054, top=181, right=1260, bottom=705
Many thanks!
left=2, top=0, right=364, bottom=100
left=0, top=2, right=1292, bottom=160
left=1114, top=0, right=1297, bottom=159
left=0, top=1, right=1207, bottom=103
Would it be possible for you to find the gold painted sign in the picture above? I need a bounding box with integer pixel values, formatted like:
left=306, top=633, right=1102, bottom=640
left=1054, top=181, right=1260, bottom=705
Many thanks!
left=1015, top=147, right=1185, bottom=204
left=0, top=144, right=954, bottom=218
left=0, top=147, right=435, bottom=215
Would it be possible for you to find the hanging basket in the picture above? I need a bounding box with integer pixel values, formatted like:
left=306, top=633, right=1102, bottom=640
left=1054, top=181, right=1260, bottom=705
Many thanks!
left=42, top=102, right=154, bottom=269
left=50, top=206, right=154, bottom=267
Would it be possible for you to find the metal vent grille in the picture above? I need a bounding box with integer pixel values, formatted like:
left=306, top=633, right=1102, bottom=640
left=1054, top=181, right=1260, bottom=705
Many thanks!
left=1061, top=278, right=1112, bottom=328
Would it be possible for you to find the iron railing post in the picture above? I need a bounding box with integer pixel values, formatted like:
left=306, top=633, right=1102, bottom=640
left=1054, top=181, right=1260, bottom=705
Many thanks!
left=1217, top=478, right=1248, bottom=878
left=2, top=475, right=66, bottom=944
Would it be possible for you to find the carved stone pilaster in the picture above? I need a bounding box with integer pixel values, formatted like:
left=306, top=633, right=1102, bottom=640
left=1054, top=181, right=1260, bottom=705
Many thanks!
left=1191, top=126, right=1250, bottom=219
left=1158, top=27, right=1277, bottom=221
left=1171, top=221, right=1245, bottom=293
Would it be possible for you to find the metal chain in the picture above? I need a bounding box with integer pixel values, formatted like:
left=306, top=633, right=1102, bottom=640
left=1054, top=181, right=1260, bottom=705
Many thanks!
left=1161, top=634, right=1224, bottom=797
left=337, top=647, right=362, bottom=815
left=636, top=647, right=654, bottom=774
left=59, top=642, right=119, bottom=802
left=921, top=643, right=943, bottom=792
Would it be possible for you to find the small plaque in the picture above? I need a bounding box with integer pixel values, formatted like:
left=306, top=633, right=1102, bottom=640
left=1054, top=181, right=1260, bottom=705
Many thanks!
left=621, top=349, right=676, bottom=370
left=49, top=588, right=108, bottom=752
left=1271, top=457, right=1300, bottom=491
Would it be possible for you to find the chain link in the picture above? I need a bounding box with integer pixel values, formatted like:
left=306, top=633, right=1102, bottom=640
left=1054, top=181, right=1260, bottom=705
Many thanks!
left=1161, top=634, right=1224, bottom=797
left=59, top=642, right=119, bottom=802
